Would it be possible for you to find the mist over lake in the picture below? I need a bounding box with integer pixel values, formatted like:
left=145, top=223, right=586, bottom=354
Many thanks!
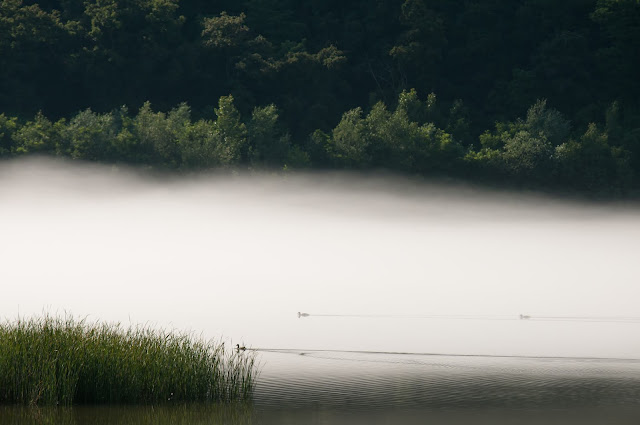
left=2, top=158, right=640, bottom=424
left=2, top=157, right=639, bottom=359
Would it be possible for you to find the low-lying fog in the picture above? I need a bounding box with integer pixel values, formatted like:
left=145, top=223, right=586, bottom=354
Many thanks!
left=1, top=158, right=639, bottom=358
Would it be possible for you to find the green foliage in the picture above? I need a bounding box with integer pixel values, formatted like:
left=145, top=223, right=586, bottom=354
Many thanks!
left=63, top=109, right=119, bottom=160
left=390, top=0, right=446, bottom=90
left=332, top=107, right=369, bottom=167
left=12, top=112, right=60, bottom=154
left=498, top=100, right=568, bottom=179
left=524, top=99, right=571, bottom=147
left=306, top=128, right=332, bottom=166
left=180, top=119, right=218, bottom=169
left=0, top=0, right=639, bottom=151
left=330, top=90, right=461, bottom=174
left=0, top=114, right=18, bottom=155
left=465, top=100, right=570, bottom=182
left=2, top=0, right=640, bottom=196
left=591, top=0, right=640, bottom=101
left=213, top=95, right=247, bottom=165
left=0, top=314, right=257, bottom=405
left=0, top=0, right=78, bottom=114
left=283, top=145, right=311, bottom=169
left=478, top=130, right=504, bottom=150
left=181, top=96, right=248, bottom=169
left=133, top=102, right=190, bottom=167
left=445, top=99, right=471, bottom=145
left=555, top=123, right=633, bottom=192
left=201, top=12, right=250, bottom=49
left=502, top=130, right=553, bottom=178
left=108, top=106, right=138, bottom=161
left=4, top=90, right=640, bottom=195
left=463, top=147, right=504, bottom=177
left=247, top=104, right=290, bottom=167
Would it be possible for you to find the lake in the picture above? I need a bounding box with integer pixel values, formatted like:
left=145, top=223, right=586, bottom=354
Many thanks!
left=1, top=158, right=639, bottom=424
left=2, top=350, right=640, bottom=424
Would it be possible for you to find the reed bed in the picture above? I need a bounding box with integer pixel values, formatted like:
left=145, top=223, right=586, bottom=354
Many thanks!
left=0, top=315, right=256, bottom=405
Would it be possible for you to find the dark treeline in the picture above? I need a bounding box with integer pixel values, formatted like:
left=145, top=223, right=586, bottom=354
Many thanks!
left=1, top=0, right=639, bottom=195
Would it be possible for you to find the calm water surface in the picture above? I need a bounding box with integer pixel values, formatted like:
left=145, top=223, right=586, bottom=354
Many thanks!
left=2, top=160, right=640, bottom=424
left=255, top=350, right=640, bottom=410
left=2, top=351, right=640, bottom=424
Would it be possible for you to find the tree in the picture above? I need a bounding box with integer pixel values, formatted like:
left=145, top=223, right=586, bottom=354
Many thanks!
left=201, top=12, right=250, bottom=49
left=592, top=0, right=640, bottom=103
left=554, top=123, right=633, bottom=192
left=180, top=119, right=218, bottom=169
left=247, top=104, right=290, bottom=167
left=79, top=0, right=186, bottom=111
left=212, top=95, right=247, bottom=165
left=0, top=114, right=18, bottom=155
left=331, top=107, right=369, bottom=167
left=12, top=112, right=60, bottom=154
left=329, top=89, right=461, bottom=174
left=132, top=102, right=187, bottom=167
left=523, top=99, right=570, bottom=147
left=0, top=0, right=78, bottom=115
left=63, top=109, right=118, bottom=160
left=389, top=0, right=446, bottom=93
left=465, top=99, right=570, bottom=184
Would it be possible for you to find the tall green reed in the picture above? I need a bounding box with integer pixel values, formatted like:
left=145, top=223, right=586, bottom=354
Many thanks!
left=0, top=315, right=257, bottom=405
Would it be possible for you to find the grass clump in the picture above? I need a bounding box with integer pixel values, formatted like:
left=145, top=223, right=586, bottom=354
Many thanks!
left=0, top=315, right=256, bottom=405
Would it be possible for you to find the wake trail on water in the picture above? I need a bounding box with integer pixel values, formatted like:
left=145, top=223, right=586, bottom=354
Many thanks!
left=296, top=312, right=640, bottom=324
left=250, top=348, right=640, bottom=363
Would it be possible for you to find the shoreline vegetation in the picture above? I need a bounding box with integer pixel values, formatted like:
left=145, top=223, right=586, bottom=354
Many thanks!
left=0, top=315, right=256, bottom=406
left=0, top=94, right=637, bottom=198
left=1, top=1, right=640, bottom=198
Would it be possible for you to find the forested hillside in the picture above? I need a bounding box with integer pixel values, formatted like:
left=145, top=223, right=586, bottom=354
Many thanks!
left=1, top=0, right=639, bottom=195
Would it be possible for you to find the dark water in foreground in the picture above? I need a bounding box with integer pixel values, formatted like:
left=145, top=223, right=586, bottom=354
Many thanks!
left=255, top=350, right=640, bottom=410
left=2, top=351, right=640, bottom=425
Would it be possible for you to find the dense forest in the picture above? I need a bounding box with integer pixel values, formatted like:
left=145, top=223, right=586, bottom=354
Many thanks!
left=1, top=0, right=639, bottom=195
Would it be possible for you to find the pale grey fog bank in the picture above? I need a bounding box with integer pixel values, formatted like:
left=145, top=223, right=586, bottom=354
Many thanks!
left=1, top=157, right=639, bottom=361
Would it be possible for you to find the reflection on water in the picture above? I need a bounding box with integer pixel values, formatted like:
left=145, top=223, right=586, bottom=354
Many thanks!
left=3, top=407, right=638, bottom=425
left=255, top=350, right=640, bottom=409
left=0, top=404, right=254, bottom=425
left=3, top=351, right=638, bottom=425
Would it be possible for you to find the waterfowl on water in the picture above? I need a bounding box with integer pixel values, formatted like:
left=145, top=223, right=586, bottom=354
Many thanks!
left=298, top=312, right=309, bottom=318
left=519, top=314, right=531, bottom=320
left=235, top=343, right=246, bottom=352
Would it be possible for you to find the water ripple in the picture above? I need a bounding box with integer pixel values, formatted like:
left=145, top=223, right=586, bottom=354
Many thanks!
left=254, top=351, right=640, bottom=410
